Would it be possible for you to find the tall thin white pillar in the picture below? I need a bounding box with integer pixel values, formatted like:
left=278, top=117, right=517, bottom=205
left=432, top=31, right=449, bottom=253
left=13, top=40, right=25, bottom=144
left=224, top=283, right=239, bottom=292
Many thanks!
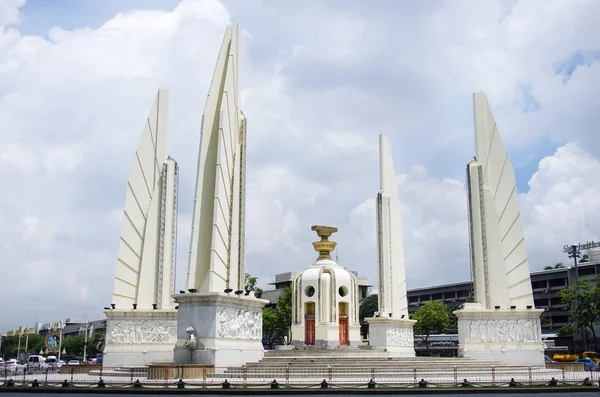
left=366, top=135, right=415, bottom=357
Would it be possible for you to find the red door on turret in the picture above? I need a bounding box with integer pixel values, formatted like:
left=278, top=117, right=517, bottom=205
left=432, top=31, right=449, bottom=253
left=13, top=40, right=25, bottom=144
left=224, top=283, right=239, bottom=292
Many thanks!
left=305, top=318, right=315, bottom=345
left=339, top=317, right=348, bottom=345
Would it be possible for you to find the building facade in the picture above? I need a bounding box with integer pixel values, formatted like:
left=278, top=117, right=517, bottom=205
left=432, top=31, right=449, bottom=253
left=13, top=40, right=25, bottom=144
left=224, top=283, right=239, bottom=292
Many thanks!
left=407, top=261, right=600, bottom=335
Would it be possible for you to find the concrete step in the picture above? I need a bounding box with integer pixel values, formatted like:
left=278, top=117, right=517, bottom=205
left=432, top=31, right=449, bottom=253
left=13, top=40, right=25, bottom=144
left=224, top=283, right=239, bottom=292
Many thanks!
left=246, top=361, right=506, bottom=368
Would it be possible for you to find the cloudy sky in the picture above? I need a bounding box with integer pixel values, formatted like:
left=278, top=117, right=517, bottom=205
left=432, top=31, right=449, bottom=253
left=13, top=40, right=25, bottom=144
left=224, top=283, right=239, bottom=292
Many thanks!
left=1, top=0, right=599, bottom=332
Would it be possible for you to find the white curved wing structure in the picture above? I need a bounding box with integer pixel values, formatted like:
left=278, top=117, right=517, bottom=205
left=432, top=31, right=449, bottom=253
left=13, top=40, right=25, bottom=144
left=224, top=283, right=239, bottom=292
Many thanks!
left=186, top=24, right=246, bottom=293
left=467, top=92, right=534, bottom=309
left=376, top=134, right=409, bottom=318
left=112, top=89, right=178, bottom=310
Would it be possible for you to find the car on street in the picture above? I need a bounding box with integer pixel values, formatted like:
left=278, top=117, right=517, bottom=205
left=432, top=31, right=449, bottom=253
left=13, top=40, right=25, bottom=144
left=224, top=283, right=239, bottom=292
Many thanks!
left=4, top=359, right=18, bottom=368
left=44, top=356, right=62, bottom=371
left=3, top=359, right=22, bottom=373
left=27, top=355, right=45, bottom=371
left=67, top=360, right=80, bottom=365
left=574, top=357, right=598, bottom=371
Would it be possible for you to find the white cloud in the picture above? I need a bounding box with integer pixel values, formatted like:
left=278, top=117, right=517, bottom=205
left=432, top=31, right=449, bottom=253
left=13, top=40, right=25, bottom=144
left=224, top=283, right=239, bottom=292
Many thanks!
left=0, top=0, right=24, bottom=27
left=521, top=143, right=600, bottom=268
left=342, top=165, right=470, bottom=288
left=19, top=216, right=38, bottom=241
left=0, top=143, right=38, bottom=173
left=44, top=145, right=83, bottom=174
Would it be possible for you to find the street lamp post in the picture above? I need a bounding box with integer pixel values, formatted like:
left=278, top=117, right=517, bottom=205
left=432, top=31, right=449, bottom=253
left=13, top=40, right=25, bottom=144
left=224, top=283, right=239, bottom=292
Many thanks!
left=16, top=332, right=24, bottom=362
left=24, top=332, right=29, bottom=356
left=567, top=244, right=581, bottom=282
left=56, top=321, right=66, bottom=362
left=82, top=321, right=89, bottom=363
left=564, top=243, right=586, bottom=351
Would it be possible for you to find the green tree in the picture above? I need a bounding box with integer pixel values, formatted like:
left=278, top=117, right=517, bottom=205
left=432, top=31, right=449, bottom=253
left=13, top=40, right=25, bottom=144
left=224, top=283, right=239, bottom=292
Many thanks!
left=544, top=262, right=566, bottom=270
left=447, top=312, right=458, bottom=334
left=359, top=294, right=378, bottom=322
left=61, top=334, right=88, bottom=359
left=558, top=275, right=600, bottom=350
left=24, top=334, right=44, bottom=355
left=0, top=335, right=20, bottom=359
left=541, top=315, right=551, bottom=326
left=244, top=273, right=263, bottom=298
left=262, top=287, right=292, bottom=342
left=412, top=301, right=451, bottom=355
left=0, top=334, right=45, bottom=359
left=557, top=324, right=576, bottom=338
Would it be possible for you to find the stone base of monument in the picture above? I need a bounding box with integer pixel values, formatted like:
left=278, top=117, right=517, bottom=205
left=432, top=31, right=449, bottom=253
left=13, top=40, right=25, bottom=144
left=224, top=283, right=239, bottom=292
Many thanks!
left=365, top=317, right=416, bottom=357
left=103, top=309, right=178, bottom=368
left=454, top=303, right=545, bottom=366
left=172, top=292, right=268, bottom=368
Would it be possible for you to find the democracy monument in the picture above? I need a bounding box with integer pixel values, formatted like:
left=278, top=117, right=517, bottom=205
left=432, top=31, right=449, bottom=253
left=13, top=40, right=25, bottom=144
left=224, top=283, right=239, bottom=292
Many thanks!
left=453, top=92, right=544, bottom=365
left=102, top=23, right=543, bottom=369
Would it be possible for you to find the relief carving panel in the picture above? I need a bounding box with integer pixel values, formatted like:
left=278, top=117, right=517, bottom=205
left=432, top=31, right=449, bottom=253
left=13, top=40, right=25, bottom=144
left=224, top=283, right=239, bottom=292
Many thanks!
left=466, top=319, right=540, bottom=343
left=107, top=320, right=177, bottom=344
left=387, top=326, right=413, bottom=347
left=217, top=308, right=262, bottom=340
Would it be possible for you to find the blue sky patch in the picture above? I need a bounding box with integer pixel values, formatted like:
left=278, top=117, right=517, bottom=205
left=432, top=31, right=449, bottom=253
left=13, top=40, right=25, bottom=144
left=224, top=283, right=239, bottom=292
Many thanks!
left=510, top=137, right=560, bottom=194
left=19, top=0, right=177, bottom=38
left=555, top=50, right=600, bottom=83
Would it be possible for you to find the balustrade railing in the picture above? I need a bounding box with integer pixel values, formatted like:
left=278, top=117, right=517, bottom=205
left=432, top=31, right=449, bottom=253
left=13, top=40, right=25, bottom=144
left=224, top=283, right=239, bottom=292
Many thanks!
left=1, top=363, right=598, bottom=388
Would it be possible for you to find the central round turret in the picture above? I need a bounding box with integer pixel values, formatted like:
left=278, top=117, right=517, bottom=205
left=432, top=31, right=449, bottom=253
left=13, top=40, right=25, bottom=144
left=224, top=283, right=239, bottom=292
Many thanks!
left=291, top=225, right=361, bottom=349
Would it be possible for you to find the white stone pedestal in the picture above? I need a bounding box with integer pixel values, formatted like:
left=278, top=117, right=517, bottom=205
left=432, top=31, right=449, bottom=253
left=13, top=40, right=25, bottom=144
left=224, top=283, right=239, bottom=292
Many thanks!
left=103, top=309, right=178, bottom=368
left=173, top=292, right=268, bottom=367
left=454, top=303, right=545, bottom=366
left=365, top=317, right=416, bottom=356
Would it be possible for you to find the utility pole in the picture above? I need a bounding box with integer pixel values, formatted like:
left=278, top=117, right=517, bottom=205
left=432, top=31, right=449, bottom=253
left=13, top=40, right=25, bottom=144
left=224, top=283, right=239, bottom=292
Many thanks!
left=568, top=244, right=580, bottom=282
left=565, top=244, right=586, bottom=352
left=57, top=321, right=65, bottom=361
left=17, top=331, right=23, bottom=362
left=82, top=321, right=89, bottom=363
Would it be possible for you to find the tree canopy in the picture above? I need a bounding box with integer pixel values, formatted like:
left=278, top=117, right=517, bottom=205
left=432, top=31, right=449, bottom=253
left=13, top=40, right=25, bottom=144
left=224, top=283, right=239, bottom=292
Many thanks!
left=544, top=262, right=566, bottom=270
left=412, top=301, right=452, bottom=355
left=558, top=275, right=600, bottom=350
left=0, top=334, right=44, bottom=359
left=263, top=286, right=292, bottom=341
left=359, top=294, right=378, bottom=323
left=244, top=273, right=263, bottom=298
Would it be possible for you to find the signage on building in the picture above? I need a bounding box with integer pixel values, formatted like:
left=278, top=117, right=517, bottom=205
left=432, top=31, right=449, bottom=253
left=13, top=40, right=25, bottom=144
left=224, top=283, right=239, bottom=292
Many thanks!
left=563, top=241, right=600, bottom=254
left=45, top=331, right=60, bottom=352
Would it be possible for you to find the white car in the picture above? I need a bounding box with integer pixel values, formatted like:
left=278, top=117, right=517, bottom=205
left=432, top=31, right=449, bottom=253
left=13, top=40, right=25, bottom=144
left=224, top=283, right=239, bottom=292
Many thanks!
left=67, top=360, right=80, bottom=365
left=4, top=359, right=18, bottom=367
left=44, top=356, right=62, bottom=370
left=3, top=359, right=21, bottom=373
left=27, top=355, right=45, bottom=370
